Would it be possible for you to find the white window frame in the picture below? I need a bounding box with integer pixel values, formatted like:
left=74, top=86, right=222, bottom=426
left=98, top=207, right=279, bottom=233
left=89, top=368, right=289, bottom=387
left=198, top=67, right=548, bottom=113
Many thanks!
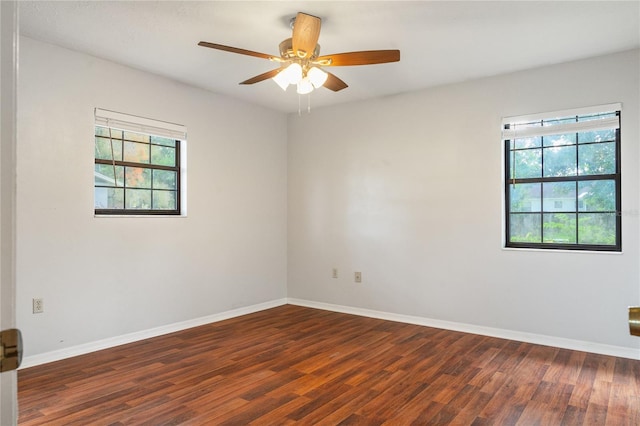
left=94, top=108, right=187, bottom=216
left=502, top=103, right=621, bottom=252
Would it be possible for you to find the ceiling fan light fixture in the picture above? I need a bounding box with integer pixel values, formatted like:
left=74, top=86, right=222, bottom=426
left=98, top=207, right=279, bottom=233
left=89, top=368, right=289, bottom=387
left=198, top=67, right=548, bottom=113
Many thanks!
left=297, top=77, right=314, bottom=95
left=284, top=62, right=303, bottom=85
left=272, top=70, right=290, bottom=91
left=308, top=66, right=328, bottom=88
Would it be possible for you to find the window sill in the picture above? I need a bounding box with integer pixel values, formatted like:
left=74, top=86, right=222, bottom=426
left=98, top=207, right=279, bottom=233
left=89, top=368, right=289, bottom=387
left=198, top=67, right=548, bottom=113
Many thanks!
left=94, top=214, right=187, bottom=218
left=502, top=246, right=622, bottom=255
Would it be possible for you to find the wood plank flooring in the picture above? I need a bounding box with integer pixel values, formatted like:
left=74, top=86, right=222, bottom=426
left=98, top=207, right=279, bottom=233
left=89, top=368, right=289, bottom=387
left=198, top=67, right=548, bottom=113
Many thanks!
left=18, top=305, right=640, bottom=425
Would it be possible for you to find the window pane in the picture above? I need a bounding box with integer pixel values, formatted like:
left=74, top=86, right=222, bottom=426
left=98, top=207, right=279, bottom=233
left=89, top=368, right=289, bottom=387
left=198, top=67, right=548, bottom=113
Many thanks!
left=578, top=129, right=616, bottom=144
left=510, top=213, right=541, bottom=243
left=504, top=108, right=619, bottom=251
left=95, top=137, right=111, bottom=160
left=578, top=213, right=617, bottom=245
left=125, top=167, right=151, bottom=188
left=94, top=187, right=123, bottom=209
left=543, top=182, right=575, bottom=212
left=151, top=145, right=176, bottom=167
left=510, top=183, right=540, bottom=212
left=123, top=131, right=149, bottom=143
left=124, top=141, right=150, bottom=164
left=153, top=170, right=176, bottom=190
left=513, top=121, right=542, bottom=135
left=543, top=213, right=576, bottom=244
left=125, top=189, right=151, bottom=209
left=94, top=164, right=124, bottom=186
left=543, top=145, right=576, bottom=177
left=578, top=112, right=616, bottom=122
left=544, top=117, right=577, bottom=127
left=95, top=137, right=122, bottom=161
left=543, top=133, right=575, bottom=147
left=578, top=142, right=615, bottom=175
left=153, top=190, right=176, bottom=210
left=113, top=140, right=123, bottom=161
left=151, top=135, right=176, bottom=147
left=95, top=112, right=183, bottom=214
left=514, top=137, right=541, bottom=149
left=511, top=149, right=541, bottom=179
left=95, top=126, right=122, bottom=139
left=578, top=181, right=616, bottom=212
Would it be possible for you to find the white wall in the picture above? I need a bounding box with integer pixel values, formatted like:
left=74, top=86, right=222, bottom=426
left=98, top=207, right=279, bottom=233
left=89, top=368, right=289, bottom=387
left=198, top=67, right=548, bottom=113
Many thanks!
left=17, top=36, right=640, bottom=361
left=17, top=37, right=288, bottom=357
left=288, top=49, right=640, bottom=352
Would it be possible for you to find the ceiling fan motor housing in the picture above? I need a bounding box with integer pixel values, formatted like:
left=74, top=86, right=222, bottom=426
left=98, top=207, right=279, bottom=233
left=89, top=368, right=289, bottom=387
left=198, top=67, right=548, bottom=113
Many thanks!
left=279, top=38, right=321, bottom=60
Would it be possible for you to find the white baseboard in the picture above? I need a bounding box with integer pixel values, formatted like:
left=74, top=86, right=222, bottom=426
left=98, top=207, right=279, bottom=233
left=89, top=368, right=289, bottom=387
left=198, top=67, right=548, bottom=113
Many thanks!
left=20, top=297, right=639, bottom=368
left=20, top=298, right=288, bottom=369
left=287, top=298, right=640, bottom=360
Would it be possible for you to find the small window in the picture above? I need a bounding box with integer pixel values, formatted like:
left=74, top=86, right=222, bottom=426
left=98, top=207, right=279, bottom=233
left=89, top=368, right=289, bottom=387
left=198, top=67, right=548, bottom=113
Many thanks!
left=94, top=109, right=186, bottom=215
left=503, top=104, right=621, bottom=251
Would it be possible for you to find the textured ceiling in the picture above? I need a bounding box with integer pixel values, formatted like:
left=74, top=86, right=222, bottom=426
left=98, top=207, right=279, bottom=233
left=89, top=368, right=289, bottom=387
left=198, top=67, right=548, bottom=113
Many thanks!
left=18, top=1, right=640, bottom=113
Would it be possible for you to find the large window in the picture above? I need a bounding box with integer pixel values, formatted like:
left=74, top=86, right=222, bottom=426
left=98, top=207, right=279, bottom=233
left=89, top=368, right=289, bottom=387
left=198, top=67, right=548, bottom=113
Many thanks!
left=503, top=104, right=621, bottom=251
left=94, top=109, right=186, bottom=215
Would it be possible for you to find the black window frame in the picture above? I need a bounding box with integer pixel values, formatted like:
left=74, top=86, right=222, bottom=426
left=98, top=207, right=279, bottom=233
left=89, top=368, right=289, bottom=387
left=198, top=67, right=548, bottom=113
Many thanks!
left=504, top=111, right=621, bottom=252
left=94, top=126, right=182, bottom=216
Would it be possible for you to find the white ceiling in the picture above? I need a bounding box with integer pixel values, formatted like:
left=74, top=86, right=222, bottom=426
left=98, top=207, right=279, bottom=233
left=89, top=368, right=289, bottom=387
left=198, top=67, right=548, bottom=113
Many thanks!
left=18, top=1, right=640, bottom=113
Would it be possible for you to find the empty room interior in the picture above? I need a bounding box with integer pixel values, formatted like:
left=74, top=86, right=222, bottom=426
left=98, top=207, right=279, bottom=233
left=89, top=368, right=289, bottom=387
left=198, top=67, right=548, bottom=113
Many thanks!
left=5, top=0, right=640, bottom=424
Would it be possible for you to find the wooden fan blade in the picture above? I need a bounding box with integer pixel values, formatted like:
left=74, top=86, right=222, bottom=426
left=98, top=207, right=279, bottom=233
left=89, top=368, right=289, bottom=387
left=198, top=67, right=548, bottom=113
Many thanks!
left=292, top=12, right=321, bottom=59
left=198, top=41, right=276, bottom=61
left=240, top=68, right=282, bottom=85
left=315, top=50, right=400, bottom=66
left=323, top=72, right=348, bottom=92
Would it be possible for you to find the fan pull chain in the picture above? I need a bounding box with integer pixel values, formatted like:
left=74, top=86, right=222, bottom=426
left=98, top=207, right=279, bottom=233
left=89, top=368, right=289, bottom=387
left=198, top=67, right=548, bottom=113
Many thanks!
left=297, top=94, right=312, bottom=116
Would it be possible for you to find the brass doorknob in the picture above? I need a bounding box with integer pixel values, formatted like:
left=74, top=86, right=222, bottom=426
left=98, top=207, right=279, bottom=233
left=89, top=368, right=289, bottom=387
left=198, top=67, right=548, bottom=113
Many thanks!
left=0, top=328, right=23, bottom=372
left=630, top=307, right=640, bottom=337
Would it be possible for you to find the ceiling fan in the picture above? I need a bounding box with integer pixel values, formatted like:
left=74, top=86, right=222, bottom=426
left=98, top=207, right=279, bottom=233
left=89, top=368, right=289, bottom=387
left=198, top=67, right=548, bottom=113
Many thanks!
left=198, top=12, right=400, bottom=95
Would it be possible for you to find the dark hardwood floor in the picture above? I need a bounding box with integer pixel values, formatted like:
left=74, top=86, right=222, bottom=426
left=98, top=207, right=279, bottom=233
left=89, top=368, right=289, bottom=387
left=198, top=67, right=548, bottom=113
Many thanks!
left=18, top=305, right=640, bottom=425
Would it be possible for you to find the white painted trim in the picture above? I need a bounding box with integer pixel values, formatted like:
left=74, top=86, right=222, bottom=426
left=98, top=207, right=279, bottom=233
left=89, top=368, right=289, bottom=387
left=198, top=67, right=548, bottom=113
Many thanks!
left=501, top=115, right=619, bottom=140
left=287, top=298, right=640, bottom=361
left=502, top=102, right=622, bottom=125
left=19, top=298, right=287, bottom=369
left=95, top=108, right=187, bottom=140
left=1, top=1, right=19, bottom=424
left=501, top=247, right=623, bottom=255
left=20, top=297, right=639, bottom=369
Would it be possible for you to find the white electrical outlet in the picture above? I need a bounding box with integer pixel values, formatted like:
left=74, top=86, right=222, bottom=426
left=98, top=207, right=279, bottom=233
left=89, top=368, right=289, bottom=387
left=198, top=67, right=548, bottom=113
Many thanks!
left=332, top=268, right=338, bottom=278
left=33, top=298, right=44, bottom=314
left=355, top=272, right=362, bottom=283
